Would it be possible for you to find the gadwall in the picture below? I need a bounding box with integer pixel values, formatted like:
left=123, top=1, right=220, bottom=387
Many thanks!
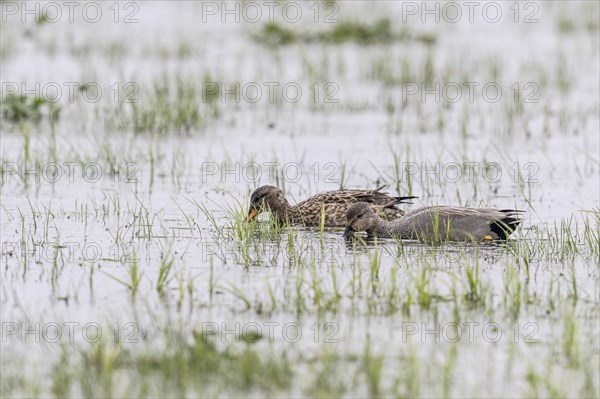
left=343, top=202, right=522, bottom=241
left=247, top=185, right=417, bottom=227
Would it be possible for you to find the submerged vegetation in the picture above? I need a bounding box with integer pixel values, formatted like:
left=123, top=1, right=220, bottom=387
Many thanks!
left=1, top=191, right=598, bottom=397
left=105, top=75, right=222, bottom=135
left=1, top=94, right=61, bottom=123
left=253, top=18, right=436, bottom=46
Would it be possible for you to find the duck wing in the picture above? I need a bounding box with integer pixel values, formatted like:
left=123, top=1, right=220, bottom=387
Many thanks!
left=399, top=206, right=522, bottom=240
left=298, top=185, right=416, bottom=207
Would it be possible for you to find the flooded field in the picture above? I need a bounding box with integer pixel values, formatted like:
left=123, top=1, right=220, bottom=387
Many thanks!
left=1, top=1, right=599, bottom=397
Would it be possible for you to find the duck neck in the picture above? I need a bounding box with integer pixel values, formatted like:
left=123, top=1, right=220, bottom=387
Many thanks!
left=270, top=199, right=294, bottom=223
left=369, top=218, right=395, bottom=237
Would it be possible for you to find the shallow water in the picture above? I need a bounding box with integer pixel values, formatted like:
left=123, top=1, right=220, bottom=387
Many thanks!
left=1, top=1, right=599, bottom=397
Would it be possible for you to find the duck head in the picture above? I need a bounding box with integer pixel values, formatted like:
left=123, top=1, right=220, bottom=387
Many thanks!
left=246, top=185, right=289, bottom=222
left=343, top=202, right=380, bottom=237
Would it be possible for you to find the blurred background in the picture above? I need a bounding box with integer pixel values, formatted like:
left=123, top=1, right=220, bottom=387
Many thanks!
left=2, top=1, right=598, bottom=213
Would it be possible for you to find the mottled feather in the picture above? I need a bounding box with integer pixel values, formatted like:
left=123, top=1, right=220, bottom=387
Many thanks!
left=247, top=185, right=416, bottom=227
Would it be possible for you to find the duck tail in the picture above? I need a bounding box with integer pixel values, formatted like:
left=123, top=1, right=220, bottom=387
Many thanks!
left=491, top=210, right=523, bottom=239
left=378, top=196, right=418, bottom=209
left=394, top=196, right=418, bottom=205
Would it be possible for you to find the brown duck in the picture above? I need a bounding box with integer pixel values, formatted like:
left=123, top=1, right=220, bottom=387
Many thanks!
left=343, top=201, right=522, bottom=242
left=246, top=185, right=417, bottom=227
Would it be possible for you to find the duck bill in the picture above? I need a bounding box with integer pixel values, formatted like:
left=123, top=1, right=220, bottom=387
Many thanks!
left=342, top=226, right=355, bottom=238
left=246, top=209, right=258, bottom=223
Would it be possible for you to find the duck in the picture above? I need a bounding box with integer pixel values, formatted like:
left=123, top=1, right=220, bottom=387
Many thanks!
left=343, top=201, right=522, bottom=242
left=246, top=185, right=417, bottom=227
